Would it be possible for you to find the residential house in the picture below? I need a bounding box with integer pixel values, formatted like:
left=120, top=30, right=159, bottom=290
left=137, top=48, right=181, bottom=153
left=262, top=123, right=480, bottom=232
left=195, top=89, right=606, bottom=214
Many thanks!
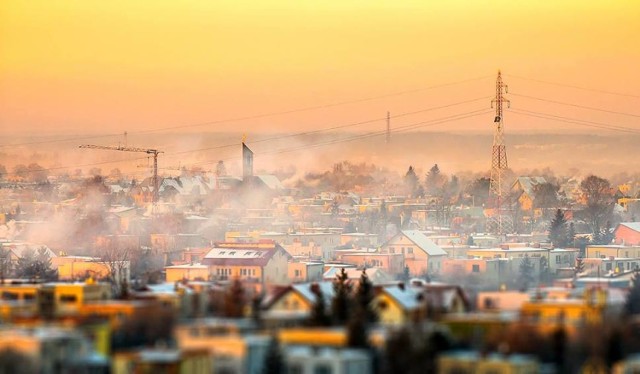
left=37, top=282, right=112, bottom=317
left=477, top=291, right=531, bottom=311
left=288, top=261, right=324, bottom=283
left=175, top=320, right=269, bottom=374
left=340, top=233, right=379, bottom=248
left=438, top=352, right=539, bottom=374
left=336, top=248, right=404, bottom=276
left=165, top=264, right=209, bottom=282
left=112, top=348, right=211, bottom=374
left=285, top=346, right=372, bottom=374
left=519, top=288, right=614, bottom=334
left=586, top=245, right=640, bottom=259
left=202, top=241, right=292, bottom=285
left=0, top=327, right=107, bottom=374
left=582, top=257, right=640, bottom=275
left=322, top=267, right=393, bottom=284
left=262, top=281, right=334, bottom=321
left=614, top=222, right=640, bottom=245
left=441, top=257, right=513, bottom=287
left=380, top=230, right=447, bottom=276
left=549, top=248, right=579, bottom=275
left=511, top=176, right=547, bottom=212
left=373, top=284, right=424, bottom=325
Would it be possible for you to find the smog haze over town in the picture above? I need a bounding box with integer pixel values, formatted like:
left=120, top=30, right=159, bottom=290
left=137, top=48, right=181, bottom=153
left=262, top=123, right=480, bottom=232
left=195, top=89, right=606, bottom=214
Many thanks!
left=1, top=1, right=640, bottom=373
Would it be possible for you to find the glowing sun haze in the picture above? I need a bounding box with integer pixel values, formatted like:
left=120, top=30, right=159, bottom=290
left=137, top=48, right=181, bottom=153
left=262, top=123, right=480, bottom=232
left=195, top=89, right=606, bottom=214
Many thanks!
left=1, top=0, right=639, bottom=135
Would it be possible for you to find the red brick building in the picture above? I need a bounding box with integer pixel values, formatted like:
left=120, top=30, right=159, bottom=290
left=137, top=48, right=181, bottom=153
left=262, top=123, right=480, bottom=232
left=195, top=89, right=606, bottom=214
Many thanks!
left=614, top=222, right=640, bottom=246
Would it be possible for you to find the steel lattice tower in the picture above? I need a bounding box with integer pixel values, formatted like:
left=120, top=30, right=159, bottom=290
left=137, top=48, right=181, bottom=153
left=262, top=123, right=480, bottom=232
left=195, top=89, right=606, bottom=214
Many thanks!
left=488, top=71, right=512, bottom=235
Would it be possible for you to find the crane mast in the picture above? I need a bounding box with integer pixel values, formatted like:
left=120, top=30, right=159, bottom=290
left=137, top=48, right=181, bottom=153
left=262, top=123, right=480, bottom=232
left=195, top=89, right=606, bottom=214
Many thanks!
left=79, top=144, right=162, bottom=204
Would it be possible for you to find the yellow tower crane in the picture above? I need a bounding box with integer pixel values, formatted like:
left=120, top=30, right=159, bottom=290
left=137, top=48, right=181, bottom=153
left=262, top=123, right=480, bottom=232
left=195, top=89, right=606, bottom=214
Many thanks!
left=79, top=145, right=163, bottom=204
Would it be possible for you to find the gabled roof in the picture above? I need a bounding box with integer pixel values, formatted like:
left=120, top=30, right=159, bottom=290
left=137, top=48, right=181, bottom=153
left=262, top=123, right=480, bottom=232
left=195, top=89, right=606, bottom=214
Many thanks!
left=513, top=176, right=547, bottom=196
left=617, top=222, right=640, bottom=233
left=201, top=242, right=291, bottom=266
left=261, top=281, right=334, bottom=310
left=292, top=281, right=335, bottom=304
left=323, top=267, right=392, bottom=284
left=422, top=283, right=470, bottom=311
left=400, top=230, right=447, bottom=256
left=255, top=175, right=283, bottom=190
left=379, top=285, right=423, bottom=311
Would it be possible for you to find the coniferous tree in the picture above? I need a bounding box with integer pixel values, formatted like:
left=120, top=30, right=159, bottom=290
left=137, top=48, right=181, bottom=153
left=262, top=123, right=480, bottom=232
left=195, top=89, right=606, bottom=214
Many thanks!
left=354, top=269, right=377, bottom=324
left=518, top=256, right=535, bottom=291
left=549, top=209, right=569, bottom=248
left=263, top=335, right=284, bottom=374
left=223, top=278, right=246, bottom=318
left=404, top=166, right=419, bottom=198
left=568, top=222, right=576, bottom=247
left=251, top=293, right=264, bottom=328
left=574, top=257, right=585, bottom=279
left=466, top=235, right=475, bottom=246
left=331, top=268, right=352, bottom=325
left=0, top=247, right=11, bottom=284
left=346, top=306, right=369, bottom=348
left=309, top=283, right=330, bottom=327
left=625, top=269, right=640, bottom=316
left=14, top=247, right=57, bottom=281
left=401, top=266, right=410, bottom=282
left=539, top=256, right=550, bottom=285
left=425, top=164, right=442, bottom=195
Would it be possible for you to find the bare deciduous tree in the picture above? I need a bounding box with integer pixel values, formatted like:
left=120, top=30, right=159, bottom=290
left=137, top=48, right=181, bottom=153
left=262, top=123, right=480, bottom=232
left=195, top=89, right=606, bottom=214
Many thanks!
left=101, top=244, right=132, bottom=299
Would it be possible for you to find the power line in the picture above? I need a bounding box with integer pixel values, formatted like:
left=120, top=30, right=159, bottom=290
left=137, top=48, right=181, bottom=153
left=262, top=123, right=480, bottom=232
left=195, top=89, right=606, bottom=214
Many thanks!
left=183, top=108, right=492, bottom=168
left=131, top=75, right=492, bottom=135
left=0, top=132, right=123, bottom=149
left=504, top=74, right=640, bottom=99
left=508, top=108, right=640, bottom=134
left=6, top=97, right=490, bottom=176
left=161, top=96, right=490, bottom=157
left=510, top=92, right=640, bottom=118
left=0, top=75, right=491, bottom=148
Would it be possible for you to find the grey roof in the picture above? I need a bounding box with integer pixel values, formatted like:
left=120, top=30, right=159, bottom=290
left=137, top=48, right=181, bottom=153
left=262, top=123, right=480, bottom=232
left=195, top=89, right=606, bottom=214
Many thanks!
left=256, top=175, right=283, bottom=190
left=380, top=285, right=422, bottom=310
left=618, top=222, right=640, bottom=233
left=401, top=230, right=447, bottom=256
left=292, top=281, right=334, bottom=304
left=322, top=267, right=392, bottom=284
left=513, top=176, right=547, bottom=196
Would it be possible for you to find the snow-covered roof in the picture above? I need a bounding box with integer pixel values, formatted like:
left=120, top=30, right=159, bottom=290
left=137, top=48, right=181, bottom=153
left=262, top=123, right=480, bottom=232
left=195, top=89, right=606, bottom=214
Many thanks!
left=514, top=176, right=547, bottom=196
left=618, top=222, right=640, bottom=233
left=292, top=281, right=334, bottom=304
left=255, top=175, right=283, bottom=190
left=401, top=230, right=447, bottom=256
left=380, top=285, right=422, bottom=310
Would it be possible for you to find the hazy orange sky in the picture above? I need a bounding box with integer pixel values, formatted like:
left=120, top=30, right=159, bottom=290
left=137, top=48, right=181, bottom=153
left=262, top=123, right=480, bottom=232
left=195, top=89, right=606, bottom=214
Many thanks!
left=1, top=0, right=639, bottom=137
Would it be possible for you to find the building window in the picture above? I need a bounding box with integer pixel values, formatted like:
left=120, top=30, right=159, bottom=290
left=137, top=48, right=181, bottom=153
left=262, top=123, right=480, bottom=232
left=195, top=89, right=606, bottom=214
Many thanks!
left=294, top=270, right=301, bottom=277
left=555, top=256, right=561, bottom=264
left=407, top=248, right=413, bottom=254
left=60, top=294, right=78, bottom=303
left=472, top=264, right=480, bottom=273
left=288, top=364, right=304, bottom=374
left=314, top=364, right=332, bottom=374
left=390, top=247, right=395, bottom=254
